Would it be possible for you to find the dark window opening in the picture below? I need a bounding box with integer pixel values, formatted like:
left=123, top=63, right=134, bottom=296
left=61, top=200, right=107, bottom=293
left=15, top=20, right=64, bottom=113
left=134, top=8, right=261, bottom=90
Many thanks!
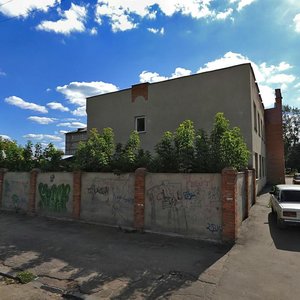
left=136, top=117, right=146, bottom=132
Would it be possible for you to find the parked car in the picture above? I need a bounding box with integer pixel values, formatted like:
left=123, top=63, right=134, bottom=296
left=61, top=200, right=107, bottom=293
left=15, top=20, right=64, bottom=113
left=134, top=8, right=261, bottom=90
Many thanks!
left=270, top=185, right=300, bottom=228
left=293, top=173, right=300, bottom=184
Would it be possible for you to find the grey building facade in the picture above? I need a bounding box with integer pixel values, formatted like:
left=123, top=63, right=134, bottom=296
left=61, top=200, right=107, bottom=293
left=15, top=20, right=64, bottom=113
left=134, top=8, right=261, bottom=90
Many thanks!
left=65, top=127, right=87, bottom=155
left=87, top=63, right=285, bottom=191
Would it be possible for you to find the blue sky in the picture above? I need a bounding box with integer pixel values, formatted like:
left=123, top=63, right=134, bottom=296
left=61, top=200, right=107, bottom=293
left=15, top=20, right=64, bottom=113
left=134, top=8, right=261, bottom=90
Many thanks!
left=1, top=0, right=300, bottom=151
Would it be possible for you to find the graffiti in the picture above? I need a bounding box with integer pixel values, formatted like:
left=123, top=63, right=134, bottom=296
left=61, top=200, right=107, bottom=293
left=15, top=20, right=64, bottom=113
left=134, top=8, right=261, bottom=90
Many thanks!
left=206, top=223, right=222, bottom=233
left=3, top=179, right=29, bottom=211
left=183, top=191, right=196, bottom=200
left=85, top=177, right=134, bottom=224
left=147, top=182, right=188, bottom=232
left=38, top=183, right=71, bottom=212
left=87, top=184, right=109, bottom=201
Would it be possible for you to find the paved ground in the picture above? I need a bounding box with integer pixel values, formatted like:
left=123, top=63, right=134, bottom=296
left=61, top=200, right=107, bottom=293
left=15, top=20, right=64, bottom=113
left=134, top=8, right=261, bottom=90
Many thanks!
left=0, top=211, right=230, bottom=299
left=1, top=178, right=300, bottom=299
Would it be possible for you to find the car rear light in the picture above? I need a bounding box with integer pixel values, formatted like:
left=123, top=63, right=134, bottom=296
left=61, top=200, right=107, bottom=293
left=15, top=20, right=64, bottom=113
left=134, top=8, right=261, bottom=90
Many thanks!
left=283, top=211, right=297, bottom=217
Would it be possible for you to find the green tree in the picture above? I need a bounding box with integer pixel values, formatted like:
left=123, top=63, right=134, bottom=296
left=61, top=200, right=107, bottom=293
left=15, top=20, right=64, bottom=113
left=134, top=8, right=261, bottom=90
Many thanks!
left=75, top=128, right=115, bottom=171
left=41, top=143, right=64, bottom=171
left=174, top=120, right=195, bottom=172
left=282, top=105, right=300, bottom=167
left=154, top=131, right=177, bottom=172
left=220, top=127, right=250, bottom=170
left=210, top=113, right=230, bottom=172
left=0, top=137, right=24, bottom=170
left=194, top=129, right=210, bottom=172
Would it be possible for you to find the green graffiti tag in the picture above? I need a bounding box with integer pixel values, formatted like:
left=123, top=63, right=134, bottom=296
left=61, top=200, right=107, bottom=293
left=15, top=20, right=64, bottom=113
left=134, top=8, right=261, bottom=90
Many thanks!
left=38, top=183, right=71, bottom=212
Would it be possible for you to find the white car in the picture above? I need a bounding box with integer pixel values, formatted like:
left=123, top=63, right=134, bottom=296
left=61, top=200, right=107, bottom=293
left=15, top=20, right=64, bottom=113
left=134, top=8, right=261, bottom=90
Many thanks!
left=270, top=184, right=300, bottom=228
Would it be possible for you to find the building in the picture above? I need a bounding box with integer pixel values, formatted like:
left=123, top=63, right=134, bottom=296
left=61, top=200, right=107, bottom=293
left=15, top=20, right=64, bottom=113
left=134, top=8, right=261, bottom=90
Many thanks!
left=65, top=127, right=87, bottom=155
left=87, top=63, right=285, bottom=190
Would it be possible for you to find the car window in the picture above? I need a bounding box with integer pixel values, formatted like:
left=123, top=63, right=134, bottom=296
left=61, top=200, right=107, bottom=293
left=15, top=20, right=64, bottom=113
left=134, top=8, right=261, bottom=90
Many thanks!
left=274, top=188, right=280, bottom=199
left=281, top=190, right=300, bottom=202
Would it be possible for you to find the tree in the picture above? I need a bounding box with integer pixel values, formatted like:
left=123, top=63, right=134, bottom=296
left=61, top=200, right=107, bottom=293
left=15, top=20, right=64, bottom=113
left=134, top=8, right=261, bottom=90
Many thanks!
left=41, top=143, right=64, bottom=171
left=75, top=128, right=115, bottom=171
left=154, top=131, right=177, bottom=172
left=194, top=129, right=210, bottom=172
left=174, top=120, right=195, bottom=172
left=282, top=105, right=300, bottom=167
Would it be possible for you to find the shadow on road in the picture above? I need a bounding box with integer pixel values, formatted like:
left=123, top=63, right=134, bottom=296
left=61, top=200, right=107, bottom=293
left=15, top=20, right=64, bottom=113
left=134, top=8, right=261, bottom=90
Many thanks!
left=0, top=211, right=232, bottom=299
left=268, top=213, right=300, bottom=252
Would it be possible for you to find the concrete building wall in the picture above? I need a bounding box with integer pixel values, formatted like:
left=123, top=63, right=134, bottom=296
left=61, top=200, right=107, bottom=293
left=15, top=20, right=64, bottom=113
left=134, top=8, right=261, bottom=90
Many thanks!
left=87, top=64, right=253, bottom=153
left=2, top=172, right=30, bottom=212
left=144, top=173, right=222, bottom=240
left=80, top=173, right=135, bottom=227
left=35, top=172, right=73, bottom=217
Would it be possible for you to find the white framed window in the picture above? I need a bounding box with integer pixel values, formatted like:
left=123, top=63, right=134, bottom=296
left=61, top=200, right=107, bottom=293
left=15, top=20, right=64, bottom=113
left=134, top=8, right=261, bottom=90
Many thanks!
left=135, top=116, right=146, bottom=133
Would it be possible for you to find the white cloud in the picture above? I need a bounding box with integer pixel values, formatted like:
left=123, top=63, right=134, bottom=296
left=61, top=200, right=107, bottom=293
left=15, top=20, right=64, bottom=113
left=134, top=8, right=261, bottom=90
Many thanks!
left=72, top=106, right=86, bottom=116
left=56, top=81, right=118, bottom=106
left=23, top=134, right=62, bottom=142
left=0, top=134, right=11, bottom=140
left=139, top=67, right=193, bottom=83
left=28, top=116, right=57, bottom=124
left=57, top=122, right=86, bottom=128
left=47, top=102, right=70, bottom=112
left=294, top=82, right=300, bottom=88
left=0, top=70, right=6, bottom=76
left=215, top=8, right=233, bottom=20
left=0, top=0, right=59, bottom=18
left=236, top=0, right=256, bottom=11
left=197, top=52, right=296, bottom=107
left=266, top=74, right=296, bottom=84
left=139, top=71, right=168, bottom=83
left=147, top=27, right=164, bottom=34
left=90, top=27, right=98, bottom=35
left=294, top=13, right=300, bottom=32
left=95, top=0, right=248, bottom=32
left=5, top=96, right=48, bottom=113
left=36, top=3, right=87, bottom=35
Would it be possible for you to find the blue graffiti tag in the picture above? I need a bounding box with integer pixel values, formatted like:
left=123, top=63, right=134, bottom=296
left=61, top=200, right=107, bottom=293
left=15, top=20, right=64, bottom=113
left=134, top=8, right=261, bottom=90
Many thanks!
left=183, top=191, right=196, bottom=200
left=206, top=223, right=222, bottom=233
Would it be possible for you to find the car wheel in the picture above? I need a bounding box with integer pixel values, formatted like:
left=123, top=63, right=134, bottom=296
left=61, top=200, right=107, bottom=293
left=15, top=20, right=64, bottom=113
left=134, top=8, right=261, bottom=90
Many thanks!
left=277, top=215, right=286, bottom=229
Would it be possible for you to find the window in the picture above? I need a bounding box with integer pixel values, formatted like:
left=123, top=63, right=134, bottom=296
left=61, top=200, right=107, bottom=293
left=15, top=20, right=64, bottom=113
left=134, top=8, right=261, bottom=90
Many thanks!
left=135, top=116, right=146, bottom=133
left=259, top=155, right=262, bottom=178
left=262, top=157, right=265, bottom=177
left=253, top=103, right=257, bottom=132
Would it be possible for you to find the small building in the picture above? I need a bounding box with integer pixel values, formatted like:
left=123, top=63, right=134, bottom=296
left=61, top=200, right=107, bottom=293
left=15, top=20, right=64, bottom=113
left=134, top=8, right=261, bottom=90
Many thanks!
left=87, top=63, right=285, bottom=191
left=65, top=127, right=87, bottom=155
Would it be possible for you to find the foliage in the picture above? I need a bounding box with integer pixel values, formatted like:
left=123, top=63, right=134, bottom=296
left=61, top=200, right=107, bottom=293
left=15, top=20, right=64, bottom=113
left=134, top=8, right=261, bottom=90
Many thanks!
left=282, top=105, right=300, bottom=167
left=194, top=129, right=210, bottom=172
left=0, top=137, right=63, bottom=172
left=154, top=131, right=177, bottom=172
left=174, top=120, right=195, bottom=172
left=74, top=128, right=115, bottom=171
left=16, top=271, right=37, bottom=284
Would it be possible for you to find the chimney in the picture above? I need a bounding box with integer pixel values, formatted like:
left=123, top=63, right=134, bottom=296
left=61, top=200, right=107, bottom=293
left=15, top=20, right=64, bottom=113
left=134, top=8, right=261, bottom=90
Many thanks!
left=275, top=88, right=282, bottom=109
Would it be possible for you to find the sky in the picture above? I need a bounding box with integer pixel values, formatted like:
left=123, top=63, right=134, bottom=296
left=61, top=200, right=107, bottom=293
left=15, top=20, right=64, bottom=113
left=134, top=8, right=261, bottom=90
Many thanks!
left=0, top=0, right=300, bottom=151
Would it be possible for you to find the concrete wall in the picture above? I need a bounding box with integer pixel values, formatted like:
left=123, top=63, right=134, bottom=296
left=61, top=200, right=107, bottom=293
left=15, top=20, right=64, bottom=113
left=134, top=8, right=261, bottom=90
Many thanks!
left=35, top=172, right=73, bottom=218
left=145, top=173, right=222, bottom=240
left=80, top=173, right=135, bottom=227
left=2, top=172, right=30, bottom=212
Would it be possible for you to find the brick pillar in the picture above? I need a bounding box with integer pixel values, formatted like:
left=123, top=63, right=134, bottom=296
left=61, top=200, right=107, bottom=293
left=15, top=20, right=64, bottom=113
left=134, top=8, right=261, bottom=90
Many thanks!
left=29, top=169, right=39, bottom=214
left=134, top=168, right=146, bottom=231
left=73, top=171, right=81, bottom=219
left=222, top=168, right=238, bottom=242
left=0, top=168, right=7, bottom=208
